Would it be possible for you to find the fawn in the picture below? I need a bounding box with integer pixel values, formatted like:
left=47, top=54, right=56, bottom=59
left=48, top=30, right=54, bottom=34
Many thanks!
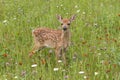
left=29, top=15, right=76, bottom=64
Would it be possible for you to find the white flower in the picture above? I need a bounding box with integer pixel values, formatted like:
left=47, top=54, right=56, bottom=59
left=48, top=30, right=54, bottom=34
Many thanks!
left=77, top=10, right=80, bottom=13
left=79, top=71, right=85, bottom=74
left=58, top=60, right=62, bottom=63
left=84, top=76, right=87, bottom=79
left=94, top=72, right=99, bottom=75
left=14, top=76, right=18, bottom=78
left=98, top=53, right=101, bottom=56
left=75, top=5, right=78, bottom=8
left=53, top=68, right=59, bottom=71
left=31, top=64, right=37, bottom=68
left=82, top=12, right=85, bottom=14
left=3, top=20, right=8, bottom=23
left=13, top=17, right=16, bottom=20
left=60, top=4, right=63, bottom=7
left=94, top=23, right=98, bottom=26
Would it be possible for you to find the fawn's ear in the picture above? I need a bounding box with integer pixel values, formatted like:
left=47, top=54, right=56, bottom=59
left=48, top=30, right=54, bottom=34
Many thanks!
left=70, top=15, right=76, bottom=22
left=57, top=15, right=63, bottom=22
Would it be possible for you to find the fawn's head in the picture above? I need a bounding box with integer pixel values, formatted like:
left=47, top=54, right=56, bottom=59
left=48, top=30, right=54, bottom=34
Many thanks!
left=57, top=15, right=76, bottom=31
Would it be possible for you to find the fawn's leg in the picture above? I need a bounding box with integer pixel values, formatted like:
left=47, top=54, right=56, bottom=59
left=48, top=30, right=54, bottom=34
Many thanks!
left=55, top=47, right=61, bottom=62
left=29, top=42, right=43, bottom=57
left=62, top=48, right=67, bottom=64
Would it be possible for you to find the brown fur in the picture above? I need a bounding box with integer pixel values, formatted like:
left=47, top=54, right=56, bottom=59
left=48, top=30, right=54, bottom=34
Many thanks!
left=29, top=15, right=76, bottom=64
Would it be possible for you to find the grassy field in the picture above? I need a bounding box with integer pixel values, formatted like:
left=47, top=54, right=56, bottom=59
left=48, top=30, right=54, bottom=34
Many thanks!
left=0, top=0, right=120, bottom=80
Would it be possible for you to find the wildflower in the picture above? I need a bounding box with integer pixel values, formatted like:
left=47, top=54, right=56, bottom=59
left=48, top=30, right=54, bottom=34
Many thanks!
left=84, top=76, right=87, bottom=79
left=79, top=71, right=85, bottom=74
left=75, top=5, right=78, bottom=8
left=73, top=56, right=76, bottom=60
left=106, top=69, right=111, bottom=73
left=99, top=37, right=102, bottom=40
left=5, top=62, right=10, bottom=66
left=103, top=60, right=110, bottom=65
left=53, top=68, right=59, bottom=71
left=49, top=49, right=53, bottom=54
left=112, top=38, right=117, bottom=43
left=60, top=4, right=63, bottom=7
left=41, top=59, right=46, bottom=64
left=86, top=64, right=90, bottom=66
left=21, top=71, right=26, bottom=77
left=82, top=53, right=88, bottom=57
left=94, top=72, right=99, bottom=75
left=73, top=53, right=77, bottom=60
left=58, top=60, right=62, bottom=63
left=3, top=20, right=8, bottom=23
left=64, top=75, right=69, bottom=79
left=113, top=64, right=117, bottom=68
left=3, top=53, right=8, bottom=57
left=77, top=10, right=80, bottom=13
left=82, top=12, right=85, bottom=14
left=94, top=23, right=98, bottom=26
left=19, top=62, right=23, bottom=65
left=32, top=70, right=37, bottom=75
left=98, top=53, right=101, bottom=56
left=15, top=62, right=18, bottom=65
left=105, top=33, right=109, bottom=37
left=31, top=64, right=37, bottom=68
left=13, top=17, right=16, bottom=20
left=82, top=41, right=87, bottom=44
left=14, top=76, right=18, bottom=78
left=100, top=60, right=104, bottom=64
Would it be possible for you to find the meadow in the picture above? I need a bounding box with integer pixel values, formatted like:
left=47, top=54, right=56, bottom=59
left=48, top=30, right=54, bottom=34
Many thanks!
left=0, top=0, right=120, bottom=80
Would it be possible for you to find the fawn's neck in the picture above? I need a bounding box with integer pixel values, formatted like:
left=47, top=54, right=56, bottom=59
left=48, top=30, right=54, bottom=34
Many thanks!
left=61, top=29, right=70, bottom=42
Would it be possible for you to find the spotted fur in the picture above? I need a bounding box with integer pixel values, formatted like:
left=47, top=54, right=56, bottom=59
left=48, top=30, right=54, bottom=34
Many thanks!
left=29, top=15, right=76, bottom=64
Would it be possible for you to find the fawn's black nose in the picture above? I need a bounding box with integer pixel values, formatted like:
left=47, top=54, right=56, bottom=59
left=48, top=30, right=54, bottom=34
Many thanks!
left=63, top=27, right=67, bottom=31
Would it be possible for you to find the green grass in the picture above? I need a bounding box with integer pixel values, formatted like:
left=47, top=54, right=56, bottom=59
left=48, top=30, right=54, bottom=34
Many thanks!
left=0, top=0, right=120, bottom=80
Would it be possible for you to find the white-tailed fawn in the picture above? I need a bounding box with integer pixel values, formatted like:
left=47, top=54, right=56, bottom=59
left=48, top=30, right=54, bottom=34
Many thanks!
left=29, top=15, right=76, bottom=64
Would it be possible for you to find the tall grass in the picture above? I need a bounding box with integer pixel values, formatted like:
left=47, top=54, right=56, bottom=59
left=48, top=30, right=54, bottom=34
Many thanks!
left=0, top=0, right=120, bottom=80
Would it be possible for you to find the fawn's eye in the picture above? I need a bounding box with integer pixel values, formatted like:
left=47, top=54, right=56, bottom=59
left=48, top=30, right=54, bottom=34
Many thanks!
left=67, top=23, right=70, bottom=25
left=61, top=23, right=63, bottom=25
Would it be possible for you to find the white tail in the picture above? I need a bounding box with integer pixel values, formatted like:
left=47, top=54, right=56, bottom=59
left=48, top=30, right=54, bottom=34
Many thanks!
left=29, top=15, right=76, bottom=64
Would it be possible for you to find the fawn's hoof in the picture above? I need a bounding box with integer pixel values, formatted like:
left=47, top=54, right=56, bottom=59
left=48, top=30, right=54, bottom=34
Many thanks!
left=29, top=51, right=35, bottom=57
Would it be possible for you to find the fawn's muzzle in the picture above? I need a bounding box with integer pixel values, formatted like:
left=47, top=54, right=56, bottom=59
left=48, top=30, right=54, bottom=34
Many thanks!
left=63, top=27, right=67, bottom=31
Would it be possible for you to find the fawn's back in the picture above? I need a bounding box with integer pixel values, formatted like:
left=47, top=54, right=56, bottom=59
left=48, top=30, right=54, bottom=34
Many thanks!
left=32, top=28, right=63, bottom=48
